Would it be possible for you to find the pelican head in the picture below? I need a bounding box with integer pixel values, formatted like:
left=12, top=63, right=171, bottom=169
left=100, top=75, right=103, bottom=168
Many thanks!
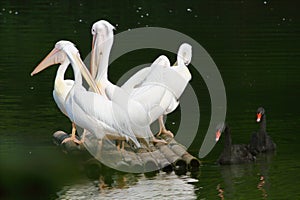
left=91, top=20, right=115, bottom=37
left=177, top=43, right=192, bottom=66
left=55, top=40, right=76, bottom=52
left=30, top=41, right=73, bottom=76
left=31, top=40, right=101, bottom=94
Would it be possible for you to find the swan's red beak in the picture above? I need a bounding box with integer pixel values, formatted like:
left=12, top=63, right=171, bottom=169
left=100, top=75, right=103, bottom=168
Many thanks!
left=216, top=130, right=221, bottom=142
left=256, top=113, right=262, bottom=122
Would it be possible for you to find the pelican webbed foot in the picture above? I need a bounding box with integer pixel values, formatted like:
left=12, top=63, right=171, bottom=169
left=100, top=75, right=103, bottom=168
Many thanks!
left=152, top=137, right=167, bottom=145
left=158, top=129, right=174, bottom=138
left=61, top=136, right=82, bottom=145
left=61, top=123, right=85, bottom=145
left=156, top=116, right=174, bottom=138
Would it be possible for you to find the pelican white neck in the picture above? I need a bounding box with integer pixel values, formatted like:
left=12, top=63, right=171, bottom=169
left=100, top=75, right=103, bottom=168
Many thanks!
left=91, top=20, right=115, bottom=85
left=56, top=41, right=101, bottom=94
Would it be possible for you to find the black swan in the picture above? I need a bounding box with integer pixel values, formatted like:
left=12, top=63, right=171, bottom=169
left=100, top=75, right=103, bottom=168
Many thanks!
left=249, top=107, right=276, bottom=155
left=216, top=123, right=255, bottom=165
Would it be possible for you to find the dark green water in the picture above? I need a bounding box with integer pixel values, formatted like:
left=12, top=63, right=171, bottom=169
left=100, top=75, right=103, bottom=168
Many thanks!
left=0, top=0, right=299, bottom=199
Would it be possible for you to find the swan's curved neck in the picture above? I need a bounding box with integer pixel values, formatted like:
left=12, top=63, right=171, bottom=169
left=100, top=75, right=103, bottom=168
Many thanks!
left=223, top=126, right=232, bottom=153
left=259, top=114, right=267, bottom=133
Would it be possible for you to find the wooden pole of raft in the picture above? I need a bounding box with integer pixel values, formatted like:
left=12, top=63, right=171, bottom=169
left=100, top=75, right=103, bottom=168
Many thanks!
left=155, top=143, right=187, bottom=175
left=170, top=144, right=201, bottom=171
left=121, top=150, right=144, bottom=173
left=53, top=131, right=200, bottom=174
left=94, top=139, right=145, bottom=173
left=150, top=149, right=173, bottom=173
left=160, top=134, right=201, bottom=171
left=136, top=148, right=159, bottom=173
left=95, top=140, right=131, bottom=172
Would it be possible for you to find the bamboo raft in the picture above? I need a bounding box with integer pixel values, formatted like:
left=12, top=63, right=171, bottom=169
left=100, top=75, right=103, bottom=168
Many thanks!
left=53, top=131, right=201, bottom=176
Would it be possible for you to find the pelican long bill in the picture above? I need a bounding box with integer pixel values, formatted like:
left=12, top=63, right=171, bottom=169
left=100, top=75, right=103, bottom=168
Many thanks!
left=31, top=48, right=64, bottom=76
left=31, top=46, right=102, bottom=96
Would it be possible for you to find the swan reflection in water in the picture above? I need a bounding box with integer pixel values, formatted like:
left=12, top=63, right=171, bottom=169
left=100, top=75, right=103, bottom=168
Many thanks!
left=216, top=184, right=224, bottom=200
left=257, top=175, right=267, bottom=199
left=217, top=152, right=274, bottom=199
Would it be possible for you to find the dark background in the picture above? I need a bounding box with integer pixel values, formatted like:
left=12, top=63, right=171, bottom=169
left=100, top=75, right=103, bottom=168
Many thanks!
left=0, top=0, right=299, bottom=199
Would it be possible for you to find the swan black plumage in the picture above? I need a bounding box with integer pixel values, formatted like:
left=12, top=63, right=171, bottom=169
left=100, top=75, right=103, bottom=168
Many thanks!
left=249, top=107, right=276, bottom=155
left=216, top=123, right=255, bottom=165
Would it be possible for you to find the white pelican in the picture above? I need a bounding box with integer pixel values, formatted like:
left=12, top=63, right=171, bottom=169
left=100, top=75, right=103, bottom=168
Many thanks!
left=31, top=42, right=100, bottom=144
left=90, top=20, right=192, bottom=143
left=31, top=40, right=141, bottom=149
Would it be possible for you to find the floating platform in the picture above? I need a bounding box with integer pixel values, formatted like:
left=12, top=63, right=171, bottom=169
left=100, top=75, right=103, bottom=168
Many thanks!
left=53, top=131, right=201, bottom=176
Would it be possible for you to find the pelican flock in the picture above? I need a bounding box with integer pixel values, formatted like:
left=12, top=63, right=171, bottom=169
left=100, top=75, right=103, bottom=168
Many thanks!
left=31, top=20, right=192, bottom=154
